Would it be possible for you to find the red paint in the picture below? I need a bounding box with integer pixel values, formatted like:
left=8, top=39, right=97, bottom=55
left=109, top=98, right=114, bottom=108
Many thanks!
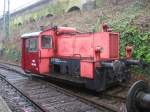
left=80, top=61, right=94, bottom=79
left=57, top=27, right=77, bottom=34
left=21, top=26, right=120, bottom=79
left=21, top=37, right=39, bottom=74
left=38, top=31, right=54, bottom=74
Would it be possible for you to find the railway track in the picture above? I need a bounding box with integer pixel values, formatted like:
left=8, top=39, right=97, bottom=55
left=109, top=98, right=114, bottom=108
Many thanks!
left=103, top=86, right=127, bottom=102
left=0, top=62, right=127, bottom=112
left=0, top=74, right=45, bottom=112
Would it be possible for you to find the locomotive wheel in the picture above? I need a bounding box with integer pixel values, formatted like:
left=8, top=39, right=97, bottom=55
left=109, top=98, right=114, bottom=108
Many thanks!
left=126, top=80, right=149, bottom=112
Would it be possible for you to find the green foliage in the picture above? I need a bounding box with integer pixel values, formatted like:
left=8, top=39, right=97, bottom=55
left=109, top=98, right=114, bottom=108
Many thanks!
left=93, top=15, right=108, bottom=32
left=3, top=46, right=21, bottom=62
left=92, top=1, right=150, bottom=76
left=119, top=26, right=150, bottom=62
left=105, top=1, right=150, bottom=61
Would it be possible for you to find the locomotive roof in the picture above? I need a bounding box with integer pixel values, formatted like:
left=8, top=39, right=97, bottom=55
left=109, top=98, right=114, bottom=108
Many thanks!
left=21, top=31, right=41, bottom=38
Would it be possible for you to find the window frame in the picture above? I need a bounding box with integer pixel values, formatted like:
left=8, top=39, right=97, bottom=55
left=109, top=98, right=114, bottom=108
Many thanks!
left=26, top=37, right=38, bottom=52
left=41, top=35, right=53, bottom=49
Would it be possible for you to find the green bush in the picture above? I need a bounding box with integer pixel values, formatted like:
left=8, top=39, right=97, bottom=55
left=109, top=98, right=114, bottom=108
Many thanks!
left=119, top=26, right=150, bottom=61
left=3, top=47, right=21, bottom=62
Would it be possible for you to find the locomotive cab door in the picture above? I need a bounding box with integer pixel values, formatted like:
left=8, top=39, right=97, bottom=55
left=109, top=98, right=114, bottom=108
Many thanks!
left=23, top=36, right=39, bottom=73
left=38, top=31, right=54, bottom=74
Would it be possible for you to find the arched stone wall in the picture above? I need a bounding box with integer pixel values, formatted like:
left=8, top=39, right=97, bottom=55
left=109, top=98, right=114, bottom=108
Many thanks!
left=67, top=6, right=81, bottom=12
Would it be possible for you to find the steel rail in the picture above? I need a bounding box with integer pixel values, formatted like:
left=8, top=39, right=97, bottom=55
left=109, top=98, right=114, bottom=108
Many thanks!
left=0, top=73, right=50, bottom=112
left=39, top=77, right=119, bottom=112
left=0, top=62, right=121, bottom=112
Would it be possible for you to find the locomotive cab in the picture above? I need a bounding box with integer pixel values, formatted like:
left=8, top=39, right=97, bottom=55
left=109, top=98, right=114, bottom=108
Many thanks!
left=21, top=32, right=40, bottom=74
left=21, top=31, right=55, bottom=75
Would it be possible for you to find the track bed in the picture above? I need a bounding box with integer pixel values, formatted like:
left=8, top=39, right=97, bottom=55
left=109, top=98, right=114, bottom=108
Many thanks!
left=0, top=62, right=127, bottom=112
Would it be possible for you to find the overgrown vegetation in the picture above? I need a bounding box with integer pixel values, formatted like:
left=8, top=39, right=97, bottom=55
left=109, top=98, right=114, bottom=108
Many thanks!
left=2, top=45, right=21, bottom=62
left=119, top=26, right=150, bottom=60
left=120, top=26, right=150, bottom=76
left=94, top=0, right=150, bottom=61
left=10, top=0, right=82, bottom=31
left=10, top=2, right=66, bottom=30
left=92, top=0, right=150, bottom=76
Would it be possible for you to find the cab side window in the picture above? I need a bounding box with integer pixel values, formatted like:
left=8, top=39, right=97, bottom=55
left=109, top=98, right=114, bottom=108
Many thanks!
left=29, top=38, right=37, bottom=51
left=41, top=35, right=52, bottom=49
left=26, top=38, right=38, bottom=52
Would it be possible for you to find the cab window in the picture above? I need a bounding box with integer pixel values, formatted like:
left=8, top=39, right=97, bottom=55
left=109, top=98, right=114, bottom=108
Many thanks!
left=26, top=37, right=38, bottom=52
left=41, top=35, right=52, bottom=49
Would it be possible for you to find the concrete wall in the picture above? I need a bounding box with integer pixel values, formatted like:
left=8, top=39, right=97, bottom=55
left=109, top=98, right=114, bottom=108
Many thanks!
left=11, top=0, right=56, bottom=18
left=1, top=0, right=96, bottom=20
left=0, top=0, right=96, bottom=29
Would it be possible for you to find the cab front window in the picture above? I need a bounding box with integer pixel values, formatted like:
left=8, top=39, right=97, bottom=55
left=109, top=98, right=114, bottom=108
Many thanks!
left=41, top=35, right=52, bottom=49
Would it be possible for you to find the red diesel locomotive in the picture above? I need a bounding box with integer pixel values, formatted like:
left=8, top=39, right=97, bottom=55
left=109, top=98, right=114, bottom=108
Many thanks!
left=21, top=24, right=142, bottom=91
